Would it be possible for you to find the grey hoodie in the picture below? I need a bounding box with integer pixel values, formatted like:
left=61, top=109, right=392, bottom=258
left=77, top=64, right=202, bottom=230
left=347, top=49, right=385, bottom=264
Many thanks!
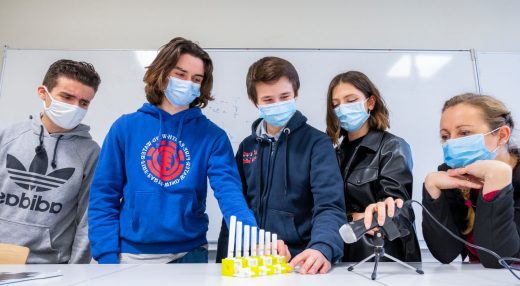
left=0, top=115, right=99, bottom=263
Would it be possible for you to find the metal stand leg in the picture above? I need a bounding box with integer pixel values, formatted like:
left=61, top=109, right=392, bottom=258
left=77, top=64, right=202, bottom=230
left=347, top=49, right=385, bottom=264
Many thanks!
left=347, top=253, right=375, bottom=271
left=345, top=231, right=424, bottom=280
left=372, top=248, right=381, bottom=280
left=383, top=252, right=424, bottom=274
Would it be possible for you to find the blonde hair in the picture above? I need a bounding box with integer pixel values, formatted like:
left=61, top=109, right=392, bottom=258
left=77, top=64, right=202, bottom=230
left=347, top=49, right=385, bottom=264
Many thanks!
left=460, top=189, right=475, bottom=235
left=443, top=93, right=515, bottom=153
left=443, top=93, right=515, bottom=234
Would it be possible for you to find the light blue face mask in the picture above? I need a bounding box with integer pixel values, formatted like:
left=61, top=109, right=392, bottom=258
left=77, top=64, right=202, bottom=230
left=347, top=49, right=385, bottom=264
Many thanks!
left=442, top=128, right=499, bottom=168
left=164, top=77, right=201, bottom=108
left=258, top=99, right=297, bottom=127
left=334, top=99, right=370, bottom=132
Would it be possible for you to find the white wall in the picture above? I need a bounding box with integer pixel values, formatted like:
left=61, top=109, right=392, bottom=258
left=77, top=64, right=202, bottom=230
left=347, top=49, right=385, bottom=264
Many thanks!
left=1, top=0, right=520, bottom=65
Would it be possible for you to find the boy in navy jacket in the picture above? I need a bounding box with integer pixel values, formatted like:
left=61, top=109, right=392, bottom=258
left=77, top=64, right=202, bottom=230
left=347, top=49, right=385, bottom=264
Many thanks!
left=217, top=57, right=346, bottom=274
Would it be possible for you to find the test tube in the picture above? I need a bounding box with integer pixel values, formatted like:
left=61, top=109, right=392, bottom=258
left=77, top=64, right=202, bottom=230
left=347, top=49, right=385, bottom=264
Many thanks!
left=227, top=216, right=237, bottom=258
left=251, top=226, right=258, bottom=256
left=236, top=221, right=243, bottom=258
left=272, top=233, right=277, bottom=255
left=259, top=229, right=265, bottom=256
left=244, top=225, right=250, bottom=258
left=265, top=231, right=271, bottom=256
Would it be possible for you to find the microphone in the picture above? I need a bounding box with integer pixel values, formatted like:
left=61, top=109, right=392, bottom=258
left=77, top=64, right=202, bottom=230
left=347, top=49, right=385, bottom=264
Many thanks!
left=339, top=201, right=412, bottom=244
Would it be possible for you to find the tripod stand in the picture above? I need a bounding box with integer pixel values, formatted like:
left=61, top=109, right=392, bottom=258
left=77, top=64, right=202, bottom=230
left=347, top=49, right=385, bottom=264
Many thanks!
left=347, top=231, right=424, bottom=280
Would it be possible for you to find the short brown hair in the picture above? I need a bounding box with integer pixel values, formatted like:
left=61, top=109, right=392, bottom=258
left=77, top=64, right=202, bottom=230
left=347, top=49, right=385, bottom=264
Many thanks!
left=325, top=71, right=389, bottom=145
left=143, top=37, right=214, bottom=108
left=43, top=59, right=101, bottom=92
left=246, top=57, right=300, bottom=105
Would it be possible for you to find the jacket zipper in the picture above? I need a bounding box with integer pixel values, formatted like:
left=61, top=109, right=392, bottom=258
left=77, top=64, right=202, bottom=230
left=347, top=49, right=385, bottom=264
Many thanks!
left=259, top=140, right=277, bottom=228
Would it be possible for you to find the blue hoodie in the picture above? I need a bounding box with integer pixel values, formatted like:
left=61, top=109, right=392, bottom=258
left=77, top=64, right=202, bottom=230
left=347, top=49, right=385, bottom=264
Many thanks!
left=89, top=103, right=257, bottom=264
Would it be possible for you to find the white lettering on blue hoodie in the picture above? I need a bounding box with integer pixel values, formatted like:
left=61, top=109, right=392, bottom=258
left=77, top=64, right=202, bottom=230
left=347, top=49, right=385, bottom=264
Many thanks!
left=88, top=103, right=257, bottom=263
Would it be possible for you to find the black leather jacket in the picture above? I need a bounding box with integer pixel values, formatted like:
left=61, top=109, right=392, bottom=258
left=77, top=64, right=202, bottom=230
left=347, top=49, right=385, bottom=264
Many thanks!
left=337, top=129, right=421, bottom=262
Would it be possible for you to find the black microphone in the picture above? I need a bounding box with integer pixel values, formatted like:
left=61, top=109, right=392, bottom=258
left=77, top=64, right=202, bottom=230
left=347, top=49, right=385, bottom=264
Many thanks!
left=339, top=201, right=412, bottom=244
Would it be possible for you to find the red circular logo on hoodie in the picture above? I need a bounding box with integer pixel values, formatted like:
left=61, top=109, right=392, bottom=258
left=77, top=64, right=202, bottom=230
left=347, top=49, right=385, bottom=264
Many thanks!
left=140, top=135, right=191, bottom=187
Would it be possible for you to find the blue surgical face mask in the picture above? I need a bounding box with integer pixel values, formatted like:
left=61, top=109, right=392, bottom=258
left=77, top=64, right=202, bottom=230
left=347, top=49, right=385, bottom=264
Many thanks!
left=164, top=77, right=201, bottom=108
left=442, top=128, right=499, bottom=168
left=334, top=99, right=370, bottom=132
left=258, top=99, right=297, bottom=127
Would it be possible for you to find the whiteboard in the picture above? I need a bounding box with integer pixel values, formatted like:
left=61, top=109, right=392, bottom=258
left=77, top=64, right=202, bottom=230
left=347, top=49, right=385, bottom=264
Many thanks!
left=0, top=48, right=478, bottom=243
left=476, top=52, right=520, bottom=138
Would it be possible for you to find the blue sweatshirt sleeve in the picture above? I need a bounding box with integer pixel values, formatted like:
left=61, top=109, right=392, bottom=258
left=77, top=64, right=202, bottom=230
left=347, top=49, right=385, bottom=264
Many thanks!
left=88, top=118, right=126, bottom=264
left=208, top=132, right=257, bottom=228
left=307, top=135, right=347, bottom=262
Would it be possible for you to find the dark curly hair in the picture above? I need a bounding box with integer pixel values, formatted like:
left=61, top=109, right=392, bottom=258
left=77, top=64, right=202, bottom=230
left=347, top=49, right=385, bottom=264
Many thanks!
left=42, top=59, right=101, bottom=92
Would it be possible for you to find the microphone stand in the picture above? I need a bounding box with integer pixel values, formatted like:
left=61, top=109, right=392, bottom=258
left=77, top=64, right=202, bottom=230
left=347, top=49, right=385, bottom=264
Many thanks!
left=346, top=230, right=424, bottom=280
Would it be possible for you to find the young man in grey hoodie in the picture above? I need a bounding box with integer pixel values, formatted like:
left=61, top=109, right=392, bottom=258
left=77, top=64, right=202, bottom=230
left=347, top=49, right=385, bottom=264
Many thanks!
left=0, top=59, right=101, bottom=263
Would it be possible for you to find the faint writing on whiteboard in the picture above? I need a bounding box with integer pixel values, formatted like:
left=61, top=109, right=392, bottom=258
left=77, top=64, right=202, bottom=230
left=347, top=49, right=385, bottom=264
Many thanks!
left=205, top=97, right=240, bottom=118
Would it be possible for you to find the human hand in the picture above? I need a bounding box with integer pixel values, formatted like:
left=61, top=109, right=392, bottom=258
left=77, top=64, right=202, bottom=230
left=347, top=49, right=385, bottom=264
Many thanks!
left=424, top=171, right=483, bottom=199
left=276, top=239, right=291, bottom=261
left=289, top=249, right=331, bottom=275
left=447, top=160, right=511, bottom=195
left=362, top=197, right=404, bottom=235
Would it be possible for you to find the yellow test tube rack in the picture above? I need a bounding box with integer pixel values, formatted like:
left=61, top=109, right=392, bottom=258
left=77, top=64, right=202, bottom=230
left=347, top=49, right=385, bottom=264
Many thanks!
left=221, top=216, right=293, bottom=278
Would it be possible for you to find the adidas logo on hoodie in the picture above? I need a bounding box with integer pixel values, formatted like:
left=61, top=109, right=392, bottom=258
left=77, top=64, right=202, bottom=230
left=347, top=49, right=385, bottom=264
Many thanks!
left=0, top=150, right=75, bottom=214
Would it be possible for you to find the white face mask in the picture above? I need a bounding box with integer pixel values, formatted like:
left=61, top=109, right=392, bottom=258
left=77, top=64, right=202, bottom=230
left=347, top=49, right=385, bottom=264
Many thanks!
left=42, top=86, right=87, bottom=130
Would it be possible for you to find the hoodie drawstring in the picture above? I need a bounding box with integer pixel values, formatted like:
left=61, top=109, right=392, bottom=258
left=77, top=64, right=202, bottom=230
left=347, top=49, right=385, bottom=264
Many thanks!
left=176, top=115, right=185, bottom=144
left=256, top=127, right=291, bottom=196
left=35, top=125, right=45, bottom=154
left=134, top=111, right=166, bottom=230
left=255, top=136, right=266, bottom=227
left=34, top=124, right=64, bottom=169
left=155, top=110, right=186, bottom=192
left=254, top=127, right=291, bottom=228
left=173, top=115, right=185, bottom=163
left=157, top=111, right=166, bottom=193
left=255, top=137, right=265, bottom=199
left=162, top=114, right=185, bottom=191
left=156, top=111, right=164, bottom=150
left=281, top=127, right=291, bottom=195
left=51, top=135, right=64, bottom=169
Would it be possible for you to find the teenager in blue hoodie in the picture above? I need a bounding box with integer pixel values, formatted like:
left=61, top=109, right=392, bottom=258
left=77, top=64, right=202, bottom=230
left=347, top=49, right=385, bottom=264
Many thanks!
left=88, top=37, right=257, bottom=264
left=216, top=57, right=347, bottom=274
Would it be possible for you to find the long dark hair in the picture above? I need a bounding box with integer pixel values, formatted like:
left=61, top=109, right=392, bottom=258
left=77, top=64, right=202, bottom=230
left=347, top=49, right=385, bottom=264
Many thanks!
left=325, top=71, right=389, bottom=145
left=143, top=37, right=214, bottom=108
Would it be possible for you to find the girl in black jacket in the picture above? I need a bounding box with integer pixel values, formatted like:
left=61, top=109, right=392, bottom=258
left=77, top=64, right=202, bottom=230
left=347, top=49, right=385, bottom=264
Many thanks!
left=325, top=71, right=421, bottom=262
left=422, top=93, right=519, bottom=268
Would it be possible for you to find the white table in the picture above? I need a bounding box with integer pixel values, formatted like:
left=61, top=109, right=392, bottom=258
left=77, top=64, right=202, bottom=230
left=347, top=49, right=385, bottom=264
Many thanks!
left=0, top=262, right=517, bottom=286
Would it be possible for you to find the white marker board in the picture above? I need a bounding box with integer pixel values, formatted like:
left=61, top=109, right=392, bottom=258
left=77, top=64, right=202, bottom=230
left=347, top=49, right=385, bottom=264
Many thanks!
left=0, top=48, right=479, bottom=243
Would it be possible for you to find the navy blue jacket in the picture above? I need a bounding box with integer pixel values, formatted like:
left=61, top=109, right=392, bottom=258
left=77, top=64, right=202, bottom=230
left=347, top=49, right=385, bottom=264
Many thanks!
left=216, top=111, right=346, bottom=262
